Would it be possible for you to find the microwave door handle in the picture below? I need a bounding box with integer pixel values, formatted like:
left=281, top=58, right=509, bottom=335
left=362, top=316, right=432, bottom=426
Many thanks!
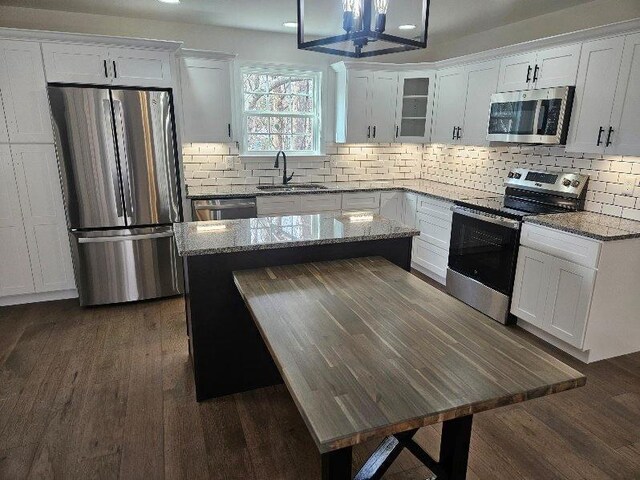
left=531, top=100, right=542, bottom=137
left=536, top=101, right=547, bottom=135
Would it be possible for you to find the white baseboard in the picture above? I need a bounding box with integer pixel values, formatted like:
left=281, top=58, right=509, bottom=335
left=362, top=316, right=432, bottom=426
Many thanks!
left=0, top=289, right=78, bottom=307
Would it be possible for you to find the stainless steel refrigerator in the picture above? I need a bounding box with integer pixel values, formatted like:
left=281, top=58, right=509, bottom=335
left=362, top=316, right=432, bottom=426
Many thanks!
left=48, top=86, right=183, bottom=306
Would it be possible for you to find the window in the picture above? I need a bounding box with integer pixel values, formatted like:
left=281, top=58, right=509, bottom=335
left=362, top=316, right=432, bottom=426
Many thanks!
left=240, top=66, right=322, bottom=155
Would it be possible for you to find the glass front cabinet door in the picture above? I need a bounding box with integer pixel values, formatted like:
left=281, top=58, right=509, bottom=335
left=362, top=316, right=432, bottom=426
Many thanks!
left=394, top=71, right=435, bottom=143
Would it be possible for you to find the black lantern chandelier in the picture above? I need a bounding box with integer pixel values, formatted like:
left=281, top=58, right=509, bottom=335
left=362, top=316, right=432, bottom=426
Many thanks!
left=296, top=0, right=430, bottom=58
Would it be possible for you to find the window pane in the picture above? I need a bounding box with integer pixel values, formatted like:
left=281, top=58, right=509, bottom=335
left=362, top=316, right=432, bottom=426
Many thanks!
left=268, top=75, right=290, bottom=94
left=244, top=93, right=268, bottom=112
left=269, top=117, right=292, bottom=134
left=291, top=96, right=312, bottom=113
left=291, top=135, right=312, bottom=151
left=270, top=94, right=292, bottom=112
left=292, top=117, right=312, bottom=134
left=247, top=116, right=269, bottom=133
left=290, top=78, right=311, bottom=94
left=247, top=134, right=272, bottom=151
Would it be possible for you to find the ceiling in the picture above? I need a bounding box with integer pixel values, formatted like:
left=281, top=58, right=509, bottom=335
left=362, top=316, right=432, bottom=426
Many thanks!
left=1, top=0, right=594, bottom=45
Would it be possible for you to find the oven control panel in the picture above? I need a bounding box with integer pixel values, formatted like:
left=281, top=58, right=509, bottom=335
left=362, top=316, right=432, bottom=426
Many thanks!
left=505, top=168, right=588, bottom=197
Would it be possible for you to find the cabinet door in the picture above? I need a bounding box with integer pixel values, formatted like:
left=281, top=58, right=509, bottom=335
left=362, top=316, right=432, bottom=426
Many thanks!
left=460, top=61, right=499, bottom=146
left=345, top=72, right=372, bottom=143
left=510, top=246, right=551, bottom=328
left=431, top=67, right=466, bottom=143
left=41, top=43, right=110, bottom=85
left=12, top=144, right=75, bottom=293
left=370, top=72, right=398, bottom=143
left=380, top=191, right=402, bottom=221
left=0, top=40, right=54, bottom=144
left=566, top=36, right=624, bottom=154
left=534, top=44, right=581, bottom=89
left=180, top=57, right=233, bottom=143
left=608, top=33, right=640, bottom=156
left=544, top=256, right=595, bottom=348
left=395, top=73, right=434, bottom=143
left=0, top=145, right=34, bottom=297
left=497, top=52, right=536, bottom=92
left=402, top=192, right=417, bottom=227
left=0, top=91, right=8, bottom=143
left=108, top=48, right=173, bottom=88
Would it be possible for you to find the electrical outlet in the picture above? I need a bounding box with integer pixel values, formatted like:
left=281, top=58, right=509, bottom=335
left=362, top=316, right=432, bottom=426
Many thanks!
left=621, top=174, right=637, bottom=196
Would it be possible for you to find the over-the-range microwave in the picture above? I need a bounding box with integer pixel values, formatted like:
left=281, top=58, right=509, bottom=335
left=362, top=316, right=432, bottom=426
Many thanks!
left=486, top=86, right=575, bottom=144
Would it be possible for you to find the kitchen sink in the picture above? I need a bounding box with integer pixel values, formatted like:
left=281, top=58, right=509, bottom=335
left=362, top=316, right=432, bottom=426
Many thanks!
left=256, top=184, right=328, bottom=191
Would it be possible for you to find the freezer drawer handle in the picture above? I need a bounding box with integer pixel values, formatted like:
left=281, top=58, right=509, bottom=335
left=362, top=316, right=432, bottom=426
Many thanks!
left=78, top=232, right=173, bottom=243
left=194, top=203, right=255, bottom=210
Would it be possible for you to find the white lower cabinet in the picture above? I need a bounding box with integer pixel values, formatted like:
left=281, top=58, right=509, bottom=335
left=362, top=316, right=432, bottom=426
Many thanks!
left=512, top=223, right=640, bottom=363
left=11, top=144, right=75, bottom=293
left=511, top=245, right=594, bottom=348
left=411, top=195, right=453, bottom=285
left=0, top=145, right=35, bottom=296
left=380, top=191, right=404, bottom=221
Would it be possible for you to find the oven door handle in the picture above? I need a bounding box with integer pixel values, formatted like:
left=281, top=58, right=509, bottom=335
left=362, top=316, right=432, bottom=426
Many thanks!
left=452, top=206, right=521, bottom=230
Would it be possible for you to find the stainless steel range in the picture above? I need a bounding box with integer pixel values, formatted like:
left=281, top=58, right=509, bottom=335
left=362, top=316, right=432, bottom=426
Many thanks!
left=446, top=168, right=589, bottom=324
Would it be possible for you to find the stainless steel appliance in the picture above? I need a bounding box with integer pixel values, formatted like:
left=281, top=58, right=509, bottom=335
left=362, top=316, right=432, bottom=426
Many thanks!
left=192, top=198, right=257, bottom=221
left=446, top=168, right=588, bottom=324
left=48, top=85, right=183, bottom=306
left=487, top=86, right=575, bottom=144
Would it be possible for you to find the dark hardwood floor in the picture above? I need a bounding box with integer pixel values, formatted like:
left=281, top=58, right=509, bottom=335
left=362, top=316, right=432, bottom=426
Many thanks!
left=1, top=293, right=639, bottom=479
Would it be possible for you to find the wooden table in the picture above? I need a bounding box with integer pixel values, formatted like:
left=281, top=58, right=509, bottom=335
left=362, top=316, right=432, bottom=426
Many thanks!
left=233, top=257, right=586, bottom=480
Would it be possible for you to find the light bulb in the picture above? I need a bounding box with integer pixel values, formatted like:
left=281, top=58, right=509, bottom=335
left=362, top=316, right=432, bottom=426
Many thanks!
left=374, top=0, right=389, bottom=14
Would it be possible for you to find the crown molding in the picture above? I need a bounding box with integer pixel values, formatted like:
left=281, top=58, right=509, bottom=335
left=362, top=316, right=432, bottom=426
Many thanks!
left=179, top=48, right=237, bottom=60
left=0, top=27, right=182, bottom=51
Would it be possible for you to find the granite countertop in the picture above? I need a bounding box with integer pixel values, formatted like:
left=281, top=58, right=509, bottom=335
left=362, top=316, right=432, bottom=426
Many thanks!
left=186, top=180, right=497, bottom=203
left=526, top=211, right=640, bottom=241
left=174, top=212, right=420, bottom=256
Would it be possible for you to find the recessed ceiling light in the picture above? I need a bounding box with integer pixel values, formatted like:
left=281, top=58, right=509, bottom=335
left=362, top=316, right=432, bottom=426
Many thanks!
left=158, top=0, right=180, bottom=3
left=283, top=21, right=298, bottom=28
left=398, top=24, right=416, bottom=30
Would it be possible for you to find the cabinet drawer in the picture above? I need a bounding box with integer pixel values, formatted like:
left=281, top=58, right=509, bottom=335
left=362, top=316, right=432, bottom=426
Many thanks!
left=415, top=211, right=452, bottom=250
left=416, top=196, right=453, bottom=220
left=342, top=192, right=381, bottom=211
left=521, top=223, right=601, bottom=268
left=299, top=194, right=342, bottom=213
left=412, top=237, right=449, bottom=281
left=257, top=195, right=301, bottom=216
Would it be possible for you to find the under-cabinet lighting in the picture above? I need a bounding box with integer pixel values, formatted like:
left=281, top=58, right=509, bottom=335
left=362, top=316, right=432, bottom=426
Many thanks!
left=196, top=224, right=228, bottom=233
left=158, top=0, right=180, bottom=3
left=348, top=215, right=374, bottom=223
left=283, top=22, right=298, bottom=28
left=398, top=24, right=416, bottom=30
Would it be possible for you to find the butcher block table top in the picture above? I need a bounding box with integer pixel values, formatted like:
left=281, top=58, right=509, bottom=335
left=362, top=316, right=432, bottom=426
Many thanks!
left=233, top=256, right=586, bottom=454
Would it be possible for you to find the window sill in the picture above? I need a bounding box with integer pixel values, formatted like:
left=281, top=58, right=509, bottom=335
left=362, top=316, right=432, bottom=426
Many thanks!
left=239, top=153, right=326, bottom=161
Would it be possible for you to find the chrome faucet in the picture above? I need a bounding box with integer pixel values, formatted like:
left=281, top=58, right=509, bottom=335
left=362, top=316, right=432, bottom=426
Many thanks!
left=274, top=150, right=294, bottom=185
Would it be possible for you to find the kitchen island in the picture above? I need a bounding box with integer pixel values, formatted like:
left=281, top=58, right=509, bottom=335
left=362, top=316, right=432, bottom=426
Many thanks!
left=174, top=212, right=419, bottom=401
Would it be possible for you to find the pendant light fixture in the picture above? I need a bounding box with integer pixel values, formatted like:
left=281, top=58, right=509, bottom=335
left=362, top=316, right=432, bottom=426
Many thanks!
left=297, top=0, right=430, bottom=58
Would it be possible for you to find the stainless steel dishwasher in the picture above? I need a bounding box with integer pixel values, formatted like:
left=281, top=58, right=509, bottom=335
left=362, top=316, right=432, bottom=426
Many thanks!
left=191, top=197, right=257, bottom=220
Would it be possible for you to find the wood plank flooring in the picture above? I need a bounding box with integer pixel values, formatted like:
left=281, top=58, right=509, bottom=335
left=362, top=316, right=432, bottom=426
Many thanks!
left=1, top=292, right=639, bottom=479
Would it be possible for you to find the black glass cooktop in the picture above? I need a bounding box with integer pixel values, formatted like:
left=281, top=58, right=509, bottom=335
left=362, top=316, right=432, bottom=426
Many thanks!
left=455, top=195, right=571, bottom=220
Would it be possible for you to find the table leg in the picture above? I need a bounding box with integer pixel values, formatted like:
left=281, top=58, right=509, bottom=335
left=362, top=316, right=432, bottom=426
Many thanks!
left=439, top=414, right=473, bottom=480
left=321, top=446, right=352, bottom=480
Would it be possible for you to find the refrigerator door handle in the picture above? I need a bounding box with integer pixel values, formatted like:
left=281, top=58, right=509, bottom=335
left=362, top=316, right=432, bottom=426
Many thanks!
left=104, top=98, right=124, bottom=218
left=77, top=231, right=174, bottom=243
left=112, top=98, right=134, bottom=222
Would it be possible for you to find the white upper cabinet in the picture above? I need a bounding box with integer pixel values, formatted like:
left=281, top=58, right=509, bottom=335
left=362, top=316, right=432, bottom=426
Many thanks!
left=11, top=144, right=75, bottom=293
left=0, top=40, right=54, bottom=144
left=497, top=52, right=537, bottom=93
left=0, top=145, right=35, bottom=297
left=42, top=42, right=173, bottom=88
left=459, top=60, right=499, bottom=146
left=431, top=66, right=466, bottom=144
left=42, top=43, right=111, bottom=85
left=566, top=36, right=625, bottom=154
left=370, top=72, right=398, bottom=142
left=394, top=72, right=435, bottom=143
left=608, top=33, right=640, bottom=156
left=334, top=65, right=398, bottom=143
left=108, top=47, right=172, bottom=88
left=179, top=54, right=234, bottom=143
left=432, top=61, right=498, bottom=146
left=497, top=44, right=581, bottom=92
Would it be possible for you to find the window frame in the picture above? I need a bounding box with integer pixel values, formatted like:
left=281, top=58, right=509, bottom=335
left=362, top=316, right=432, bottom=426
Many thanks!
left=238, top=64, right=323, bottom=157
